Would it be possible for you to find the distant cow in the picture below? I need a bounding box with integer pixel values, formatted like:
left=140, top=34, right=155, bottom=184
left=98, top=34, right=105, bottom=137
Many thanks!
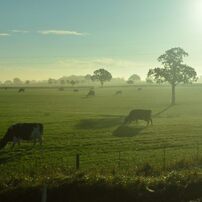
left=115, top=90, right=122, bottom=95
left=73, top=89, right=79, bottom=92
left=0, top=123, right=43, bottom=149
left=137, top=87, right=142, bottom=91
left=86, top=89, right=95, bottom=97
left=58, top=87, right=64, bottom=91
left=124, top=109, right=152, bottom=125
left=18, top=88, right=25, bottom=93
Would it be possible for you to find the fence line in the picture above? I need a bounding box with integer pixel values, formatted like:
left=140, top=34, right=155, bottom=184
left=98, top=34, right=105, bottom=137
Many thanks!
left=0, top=142, right=201, bottom=176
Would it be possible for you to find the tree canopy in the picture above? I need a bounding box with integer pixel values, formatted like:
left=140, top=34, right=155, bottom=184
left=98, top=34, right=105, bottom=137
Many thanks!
left=147, top=47, right=197, bottom=105
left=128, top=74, right=141, bottom=82
left=91, top=69, right=112, bottom=87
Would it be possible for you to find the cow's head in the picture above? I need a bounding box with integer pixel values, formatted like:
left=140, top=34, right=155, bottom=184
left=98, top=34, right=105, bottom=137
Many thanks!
left=124, top=116, right=130, bottom=125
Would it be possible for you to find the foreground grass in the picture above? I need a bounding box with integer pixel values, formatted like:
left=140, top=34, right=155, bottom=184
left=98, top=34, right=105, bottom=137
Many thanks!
left=1, top=169, right=202, bottom=202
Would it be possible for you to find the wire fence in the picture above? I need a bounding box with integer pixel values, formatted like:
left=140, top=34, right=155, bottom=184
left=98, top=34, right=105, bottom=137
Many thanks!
left=0, top=142, right=201, bottom=177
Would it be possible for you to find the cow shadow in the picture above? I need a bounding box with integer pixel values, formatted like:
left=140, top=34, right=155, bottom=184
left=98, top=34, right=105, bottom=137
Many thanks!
left=76, top=116, right=124, bottom=129
left=113, top=125, right=145, bottom=137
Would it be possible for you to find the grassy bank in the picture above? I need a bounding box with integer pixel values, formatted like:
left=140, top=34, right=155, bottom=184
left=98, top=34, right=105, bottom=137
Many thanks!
left=1, top=170, right=202, bottom=202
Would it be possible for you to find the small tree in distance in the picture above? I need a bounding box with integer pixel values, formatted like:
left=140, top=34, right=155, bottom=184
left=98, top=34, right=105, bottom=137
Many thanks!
left=85, top=74, right=92, bottom=81
left=60, top=80, right=65, bottom=85
left=70, top=80, right=76, bottom=87
left=25, top=80, right=30, bottom=85
left=147, top=47, right=197, bottom=105
left=91, top=68, right=112, bottom=87
left=128, top=74, right=141, bottom=82
left=13, top=78, right=22, bottom=85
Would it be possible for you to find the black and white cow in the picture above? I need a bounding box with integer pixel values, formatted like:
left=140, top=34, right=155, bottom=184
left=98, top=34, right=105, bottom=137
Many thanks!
left=0, top=123, right=43, bottom=149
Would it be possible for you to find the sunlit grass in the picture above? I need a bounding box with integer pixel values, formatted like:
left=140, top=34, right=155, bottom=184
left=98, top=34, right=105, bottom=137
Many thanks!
left=0, top=85, right=202, bottom=180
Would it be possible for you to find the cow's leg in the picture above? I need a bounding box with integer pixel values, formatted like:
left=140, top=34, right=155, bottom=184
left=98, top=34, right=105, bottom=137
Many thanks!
left=12, top=136, right=18, bottom=149
left=38, top=137, right=42, bottom=145
left=33, top=138, right=37, bottom=146
left=17, top=139, right=21, bottom=146
left=150, top=118, right=153, bottom=125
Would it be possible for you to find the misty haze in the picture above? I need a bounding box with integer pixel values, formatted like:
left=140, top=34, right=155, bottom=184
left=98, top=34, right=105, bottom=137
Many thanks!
left=1, top=1, right=202, bottom=202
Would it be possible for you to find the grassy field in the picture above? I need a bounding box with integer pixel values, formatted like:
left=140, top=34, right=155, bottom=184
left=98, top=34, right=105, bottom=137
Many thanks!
left=0, top=85, right=202, bottom=181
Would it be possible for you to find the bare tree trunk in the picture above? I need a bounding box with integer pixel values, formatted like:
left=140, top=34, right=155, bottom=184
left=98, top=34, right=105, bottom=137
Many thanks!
left=171, top=84, right=175, bottom=105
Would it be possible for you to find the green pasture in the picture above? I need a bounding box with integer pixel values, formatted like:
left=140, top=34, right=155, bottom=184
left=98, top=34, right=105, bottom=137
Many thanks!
left=0, top=85, right=202, bottom=179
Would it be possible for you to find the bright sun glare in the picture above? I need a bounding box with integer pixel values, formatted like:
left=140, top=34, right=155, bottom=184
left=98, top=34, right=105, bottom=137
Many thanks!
left=192, top=0, right=202, bottom=21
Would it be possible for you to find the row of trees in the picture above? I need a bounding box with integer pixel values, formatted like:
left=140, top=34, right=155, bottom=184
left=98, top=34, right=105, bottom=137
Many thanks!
left=0, top=47, right=198, bottom=104
left=1, top=73, right=140, bottom=87
left=75, top=47, right=197, bottom=105
left=2, top=78, right=32, bottom=85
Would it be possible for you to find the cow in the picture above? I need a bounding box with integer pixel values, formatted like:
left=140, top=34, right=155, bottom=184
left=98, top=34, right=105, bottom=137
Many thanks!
left=115, top=90, right=122, bottom=95
left=18, top=88, right=25, bottom=93
left=124, top=109, right=152, bottom=126
left=137, top=87, right=142, bottom=91
left=86, top=89, right=95, bottom=97
left=58, top=87, right=64, bottom=91
left=0, top=123, right=43, bottom=149
left=73, top=89, right=79, bottom=92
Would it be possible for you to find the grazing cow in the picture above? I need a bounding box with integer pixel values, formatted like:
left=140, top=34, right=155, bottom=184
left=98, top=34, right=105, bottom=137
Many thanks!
left=58, top=87, right=64, bottom=91
left=18, top=88, right=25, bottom=93
left=115, top=90, right=122, bottom=95
left=124, top=109, right=152, bottom=125
left=86, top=89, right=95, bottom=97
left=137, top=87, right=142, bottom=91
left=73, top=89, right=79, bottom=92
left=0, top=123, right=43, bottom=149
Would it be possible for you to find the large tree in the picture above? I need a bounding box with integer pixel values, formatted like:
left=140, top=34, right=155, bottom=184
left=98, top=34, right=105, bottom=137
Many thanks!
left=147, top=47, right=197, bottom=105
left=91, top=68, right=112, bottom=87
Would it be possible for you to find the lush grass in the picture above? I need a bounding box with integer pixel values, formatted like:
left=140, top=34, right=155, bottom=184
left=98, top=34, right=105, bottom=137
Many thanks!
left=0, top=85, right=202, bottom=181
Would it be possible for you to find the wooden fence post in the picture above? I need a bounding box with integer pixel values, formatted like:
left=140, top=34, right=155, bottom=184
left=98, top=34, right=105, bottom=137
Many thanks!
left=163, top=146, right=166, bottom=171
left=196, top=143, right=199, bottom=161
left=41, top=184, right=47, bottom=202
left=118, top=151, right=121, bottom=169
left=76, top=154, right=80, bottom=170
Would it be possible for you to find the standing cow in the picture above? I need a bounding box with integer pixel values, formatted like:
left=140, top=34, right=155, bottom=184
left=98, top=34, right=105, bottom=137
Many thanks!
left=124, top=109, right=152, bottom=125
left=0, top=123, right=43, bottom=149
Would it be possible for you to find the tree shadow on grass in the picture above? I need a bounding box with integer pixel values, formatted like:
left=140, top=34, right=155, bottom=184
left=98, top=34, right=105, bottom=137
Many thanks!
left=153, top=104, right=173, bottom=117
left=76, top=117, right=124, bottom=129
left=113, top=125, right=145, bottom=137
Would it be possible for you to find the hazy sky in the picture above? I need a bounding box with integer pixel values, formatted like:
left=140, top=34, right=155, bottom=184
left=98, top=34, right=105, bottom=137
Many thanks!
left=0, top=0, right=202, bottom=81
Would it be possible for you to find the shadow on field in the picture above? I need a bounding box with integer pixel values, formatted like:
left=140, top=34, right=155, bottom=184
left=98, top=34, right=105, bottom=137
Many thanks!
left=113, top=126, right=145, bottom=137
left=76, top=117, right=124, bottom=129
left=153, top=104, right=173, bottom=117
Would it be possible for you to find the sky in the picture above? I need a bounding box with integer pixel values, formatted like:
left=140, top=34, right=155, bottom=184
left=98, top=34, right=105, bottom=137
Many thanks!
left=0, top=0, right=202, bottom=81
